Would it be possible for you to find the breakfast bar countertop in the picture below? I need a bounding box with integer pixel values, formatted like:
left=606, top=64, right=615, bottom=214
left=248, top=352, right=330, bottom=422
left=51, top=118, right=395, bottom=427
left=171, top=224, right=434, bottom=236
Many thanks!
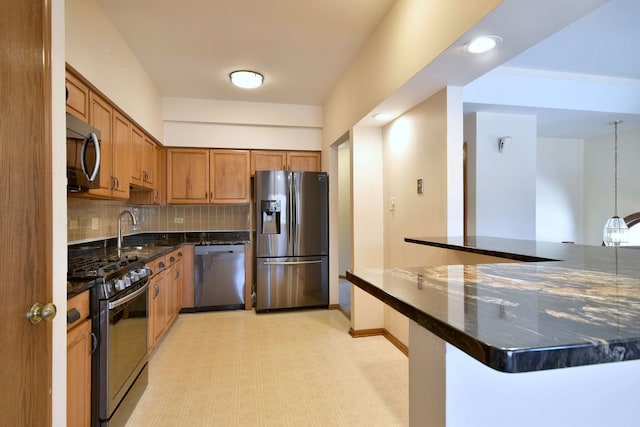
left=346, top=236, right=640, bottom=373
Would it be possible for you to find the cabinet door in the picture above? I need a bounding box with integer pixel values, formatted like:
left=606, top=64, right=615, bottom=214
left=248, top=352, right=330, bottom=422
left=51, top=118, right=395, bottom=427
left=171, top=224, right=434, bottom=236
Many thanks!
left=250, top=150, right=286, bottom=175
left=149, top=272, right=167, bottom=351
left=130, top=126, right=145, bottom=186
left=142, top=135, right=156, bottom=189
left=65, top=71, right=89, bottom=121
left=173, top=258, right=183, bottom=317
left=88, top=92, right=113, bottom=198
left=287, top=151, right=321, bottom=172
left=181, top=245, right=195, bottom=308
left=153, top=144, right=165, bottom=204
left=67, top=320, right=91, bottom=427
left=210, top=149, right=250, bottom=204
left=167, top=148, right=209, bottom=204
left=111, top=110, right=131, bottom=200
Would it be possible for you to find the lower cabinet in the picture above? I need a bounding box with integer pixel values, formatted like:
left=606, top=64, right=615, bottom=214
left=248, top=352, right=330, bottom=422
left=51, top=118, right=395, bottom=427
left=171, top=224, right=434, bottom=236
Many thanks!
left=147, top=247, right=185, bottom=353
left=149, top=268, right=168, bottom=352
left=67, top=291, right=91, bottom=427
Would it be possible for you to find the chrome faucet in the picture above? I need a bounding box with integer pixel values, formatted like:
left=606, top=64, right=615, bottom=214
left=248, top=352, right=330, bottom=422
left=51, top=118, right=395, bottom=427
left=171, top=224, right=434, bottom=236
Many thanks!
left=117, top=210, right=137, bottom=254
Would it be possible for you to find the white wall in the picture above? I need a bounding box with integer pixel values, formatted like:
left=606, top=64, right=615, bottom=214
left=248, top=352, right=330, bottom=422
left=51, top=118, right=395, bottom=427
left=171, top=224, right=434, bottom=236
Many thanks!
left=338, top=142, right=351, bottom=276
left=65, top=0, right=164, bottom=140
left=163, top=97, right=322, bottom=149
left=536, top=137, right=584, bottom=243
left=350, top=126, right=385, bottom=331
left=466, top=112, right=537, bottom=240
left=583, top=126, right=640, bottom=246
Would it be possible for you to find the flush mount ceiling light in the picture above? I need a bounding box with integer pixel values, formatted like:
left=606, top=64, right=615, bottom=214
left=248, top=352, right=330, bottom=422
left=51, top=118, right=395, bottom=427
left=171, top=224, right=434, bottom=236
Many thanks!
left=373, top=113, right=394, bottom=121
left=464, top=35, right=502, bottom=54
left=229, top=70, right=264, bottom=89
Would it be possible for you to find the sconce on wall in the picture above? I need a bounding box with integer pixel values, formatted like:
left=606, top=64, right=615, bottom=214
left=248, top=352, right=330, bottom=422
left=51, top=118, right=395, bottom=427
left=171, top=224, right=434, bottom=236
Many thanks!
left=498, top=136, right=511, bottom=153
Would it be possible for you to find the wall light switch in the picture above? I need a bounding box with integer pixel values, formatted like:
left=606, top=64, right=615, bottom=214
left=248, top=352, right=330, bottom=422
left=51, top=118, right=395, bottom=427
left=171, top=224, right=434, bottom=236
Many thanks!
left=390, top=197, right=396, bottom=211
left=91, top=217, right=99, bottom=230
left=174, top=217, right=184, bottom=224
left=417, top=178, right=424, bottom=194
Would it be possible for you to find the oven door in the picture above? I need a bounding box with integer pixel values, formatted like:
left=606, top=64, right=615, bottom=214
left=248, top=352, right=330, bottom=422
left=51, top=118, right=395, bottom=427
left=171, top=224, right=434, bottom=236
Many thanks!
left=98, top=282, right=149, bottom=421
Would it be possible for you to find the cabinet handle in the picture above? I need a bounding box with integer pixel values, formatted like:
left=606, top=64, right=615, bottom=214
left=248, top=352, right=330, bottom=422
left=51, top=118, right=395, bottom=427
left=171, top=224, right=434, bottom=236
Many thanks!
left=90, top=332, right=98, bottom=355
left=154, top=284, right=160, bottom=298
left=159, top=262, right=165, bottom=269
left=169, top=256, right=175, bottom=263
left=115, top=177, right=120, bottom=190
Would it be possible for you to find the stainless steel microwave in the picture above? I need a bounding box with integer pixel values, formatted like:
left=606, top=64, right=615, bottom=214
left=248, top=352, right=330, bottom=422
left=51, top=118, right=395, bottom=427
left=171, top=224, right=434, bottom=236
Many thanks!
left=66, top=112, right=101, bottom=192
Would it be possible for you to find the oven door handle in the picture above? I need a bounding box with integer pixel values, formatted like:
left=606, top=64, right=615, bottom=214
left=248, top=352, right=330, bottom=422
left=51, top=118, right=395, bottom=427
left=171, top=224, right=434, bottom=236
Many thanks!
left=107, top=282, right=149, bottom=310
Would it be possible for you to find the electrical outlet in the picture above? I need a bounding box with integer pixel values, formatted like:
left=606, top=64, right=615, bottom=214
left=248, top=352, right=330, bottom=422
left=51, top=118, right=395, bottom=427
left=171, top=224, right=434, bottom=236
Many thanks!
left=417, top=178, right=424, bottom=194
left=69, top=220, right=78, bottom=229
left=91, top=217, right=99, bottom=230
left=174, top=217, right=184, bottom=224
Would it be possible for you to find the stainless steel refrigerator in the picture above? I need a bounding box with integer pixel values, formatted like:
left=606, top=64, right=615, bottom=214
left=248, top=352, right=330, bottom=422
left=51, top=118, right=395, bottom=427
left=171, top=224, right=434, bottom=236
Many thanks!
left=255, top=171, right=328, bottom=312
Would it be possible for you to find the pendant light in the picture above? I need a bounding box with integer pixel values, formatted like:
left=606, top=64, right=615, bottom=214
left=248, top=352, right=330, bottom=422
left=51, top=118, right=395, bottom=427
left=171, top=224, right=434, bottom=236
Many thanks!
left=603, top=120, right=629, bottom=246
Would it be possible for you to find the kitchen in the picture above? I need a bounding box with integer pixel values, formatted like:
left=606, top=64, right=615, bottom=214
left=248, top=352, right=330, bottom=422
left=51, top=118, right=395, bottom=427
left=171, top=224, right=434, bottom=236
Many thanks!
left=4, top=0, right=640, bottom=426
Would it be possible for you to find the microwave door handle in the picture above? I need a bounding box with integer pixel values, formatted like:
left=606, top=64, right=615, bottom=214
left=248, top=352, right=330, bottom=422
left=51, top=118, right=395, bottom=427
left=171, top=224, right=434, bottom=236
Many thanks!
left=80, top=132, right=101, bottom=182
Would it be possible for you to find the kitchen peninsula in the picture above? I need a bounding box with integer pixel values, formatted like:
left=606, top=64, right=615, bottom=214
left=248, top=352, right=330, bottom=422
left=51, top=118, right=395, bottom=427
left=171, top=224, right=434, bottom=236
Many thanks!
left=347, top=237, right=640, bottom=427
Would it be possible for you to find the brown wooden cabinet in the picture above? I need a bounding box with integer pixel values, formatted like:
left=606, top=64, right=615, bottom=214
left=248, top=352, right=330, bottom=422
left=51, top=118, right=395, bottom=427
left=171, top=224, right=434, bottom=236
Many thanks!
left=167, top=148, right=249, bottom=204
left=287, top=151, right=321, bottom=172
left=87, top=92, right=114, bottom=199
left=67, top=69, right=132, bottom=200
left=149, top=269, right=167, bottom=351
left=147, top=248, right=184, bottom=353
left=180, top=245, right=195, bottom=309
left=67, top=291, right=91, bottom=427
left=65, top=71, right=89, bottom=121
left=210, top=149, right=250, bottom=204
left=130, top=126, right=157, bottom=190
left=166, top=148, right=209, bottom=204
left=111, top=110, right=132, bottom=199
left=250, top=150, right=321, bottom=175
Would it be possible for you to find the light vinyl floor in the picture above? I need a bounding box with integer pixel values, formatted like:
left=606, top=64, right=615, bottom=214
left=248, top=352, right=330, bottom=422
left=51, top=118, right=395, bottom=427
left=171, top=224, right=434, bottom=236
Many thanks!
left=126, top=309, right=408, bottom=427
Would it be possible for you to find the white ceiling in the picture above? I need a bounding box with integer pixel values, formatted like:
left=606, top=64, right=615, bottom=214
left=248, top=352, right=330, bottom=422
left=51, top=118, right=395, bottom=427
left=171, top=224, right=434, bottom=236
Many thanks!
left=97, top=0, right=640, bottom=138
left=96, top=0, right=395, bottom=105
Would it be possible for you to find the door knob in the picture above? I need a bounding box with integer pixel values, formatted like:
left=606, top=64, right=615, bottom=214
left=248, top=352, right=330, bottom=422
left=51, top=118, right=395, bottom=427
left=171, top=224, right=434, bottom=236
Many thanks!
left=27, top=302, right=57, bottom=325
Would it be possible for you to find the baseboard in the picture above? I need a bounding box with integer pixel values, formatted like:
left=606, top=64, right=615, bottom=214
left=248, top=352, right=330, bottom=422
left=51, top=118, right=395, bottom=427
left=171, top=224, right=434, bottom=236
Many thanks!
left=349, top=327, right=408, bottom=356
left=328, top=304, right=341, bottom=310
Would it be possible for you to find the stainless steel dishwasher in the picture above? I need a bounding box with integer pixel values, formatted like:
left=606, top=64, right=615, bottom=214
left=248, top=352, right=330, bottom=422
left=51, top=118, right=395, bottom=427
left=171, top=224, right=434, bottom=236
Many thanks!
left=194, top=245, right=245, bottom=310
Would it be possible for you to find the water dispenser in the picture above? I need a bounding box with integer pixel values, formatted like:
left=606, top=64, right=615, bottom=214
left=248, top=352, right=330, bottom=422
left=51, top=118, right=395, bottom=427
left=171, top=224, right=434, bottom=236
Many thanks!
left=260, top=200, right=281, bottom=234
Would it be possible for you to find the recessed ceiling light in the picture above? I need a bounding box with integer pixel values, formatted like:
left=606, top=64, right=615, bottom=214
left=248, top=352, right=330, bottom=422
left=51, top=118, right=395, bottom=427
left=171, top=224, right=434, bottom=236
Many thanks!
left=464, top=35, right=502, bottom=54
left=373, top=113, right=394, bottom=121
left=229, top=70, right=264, bottom=89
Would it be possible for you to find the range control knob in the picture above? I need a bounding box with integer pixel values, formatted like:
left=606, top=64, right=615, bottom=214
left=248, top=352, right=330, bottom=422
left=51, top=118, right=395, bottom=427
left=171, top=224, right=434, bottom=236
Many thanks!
left=115, top=279, right=126, bottom=291
left=129, top=271, right=140, bottom=282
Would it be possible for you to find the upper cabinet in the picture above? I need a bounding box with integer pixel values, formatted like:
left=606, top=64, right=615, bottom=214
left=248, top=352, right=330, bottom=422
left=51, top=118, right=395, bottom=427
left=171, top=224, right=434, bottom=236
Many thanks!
left=210, top=149, right=250, bottom=204
left=167, top=148, right=249, bottom=204
left=130, top=126, right=157, bottom=191
left=166, top=148, right=209, bottom=204
left=250, top=150, right=321, bottom=175
left=65, top=71, right=89, bottom=121
left=66, top=66, right=159, bottom=202
left=286, top=151, right=321, bottom=172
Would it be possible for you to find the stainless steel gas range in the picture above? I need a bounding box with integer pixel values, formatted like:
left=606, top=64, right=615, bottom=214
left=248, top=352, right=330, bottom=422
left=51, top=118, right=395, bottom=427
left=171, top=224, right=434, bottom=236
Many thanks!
left=68, top=253, right=152, bottom=427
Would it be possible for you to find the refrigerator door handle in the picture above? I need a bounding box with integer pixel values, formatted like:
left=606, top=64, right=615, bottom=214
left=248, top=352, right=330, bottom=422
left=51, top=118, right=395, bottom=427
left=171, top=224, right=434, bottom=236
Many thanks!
left=289, top=173, right=295, bottom=251
left=263, top=260, right=323, bottom=266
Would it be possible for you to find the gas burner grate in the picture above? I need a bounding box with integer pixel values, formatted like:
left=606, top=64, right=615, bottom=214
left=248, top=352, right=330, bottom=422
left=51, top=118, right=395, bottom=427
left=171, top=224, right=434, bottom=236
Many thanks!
left=68, top=254, right=139, bottom=279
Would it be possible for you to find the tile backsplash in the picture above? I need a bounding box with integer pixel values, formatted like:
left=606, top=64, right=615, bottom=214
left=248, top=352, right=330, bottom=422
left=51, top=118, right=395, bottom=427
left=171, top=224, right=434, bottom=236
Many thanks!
left=68, top=198, right=251, bottom=244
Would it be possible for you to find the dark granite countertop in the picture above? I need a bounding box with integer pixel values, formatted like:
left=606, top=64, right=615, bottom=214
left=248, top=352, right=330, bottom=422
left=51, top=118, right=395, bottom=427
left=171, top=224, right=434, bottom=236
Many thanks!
left=67, top=231, right=250, bottom=298
left=346, top=236, right=640, bottom=373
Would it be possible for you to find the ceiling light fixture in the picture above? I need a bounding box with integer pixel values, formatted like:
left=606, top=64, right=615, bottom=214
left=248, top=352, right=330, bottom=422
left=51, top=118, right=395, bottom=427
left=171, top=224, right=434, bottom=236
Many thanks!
left=229, top=70, right=264, bottom=89
left=603, top=120, right=629, bottom=246
left=464, top=35, right=502, bottom=54
left=373, top=113, right=394, bottom=121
